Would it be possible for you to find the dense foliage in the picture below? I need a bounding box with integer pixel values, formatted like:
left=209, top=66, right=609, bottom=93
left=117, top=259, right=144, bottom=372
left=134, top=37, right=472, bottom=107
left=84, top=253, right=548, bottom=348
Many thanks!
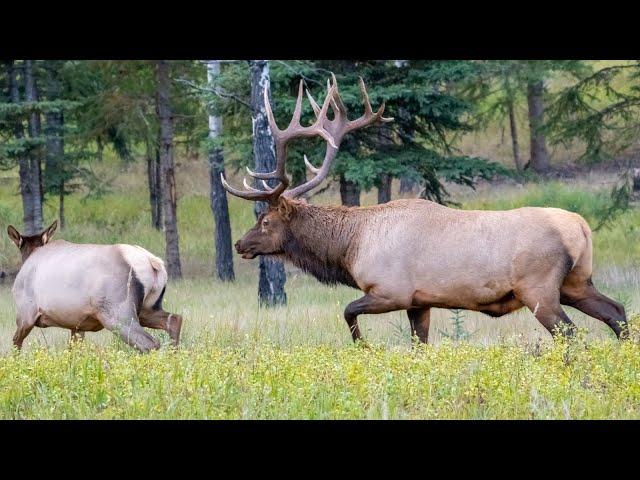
left=205, top=60, right=510, bottom=203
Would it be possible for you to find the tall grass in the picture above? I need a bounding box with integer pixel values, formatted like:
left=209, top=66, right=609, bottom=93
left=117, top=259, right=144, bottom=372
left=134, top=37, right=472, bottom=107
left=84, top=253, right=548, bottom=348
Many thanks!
left=0, top=158, right=638, bottom=419
left=1, top=331, right=640, bottom=419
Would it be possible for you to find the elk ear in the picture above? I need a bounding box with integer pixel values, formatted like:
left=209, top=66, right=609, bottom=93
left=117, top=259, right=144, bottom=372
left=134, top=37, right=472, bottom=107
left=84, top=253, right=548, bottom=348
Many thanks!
left=7, top=225, right=23, bottom=248
left=276, top=197, right=296, bottom=221
left=42, top=220, right=58, bottom=244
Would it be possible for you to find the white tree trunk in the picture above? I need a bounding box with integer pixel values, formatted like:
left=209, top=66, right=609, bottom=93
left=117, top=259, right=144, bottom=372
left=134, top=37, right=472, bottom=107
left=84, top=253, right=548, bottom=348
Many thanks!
left=249, top=60, right=286, bottom=306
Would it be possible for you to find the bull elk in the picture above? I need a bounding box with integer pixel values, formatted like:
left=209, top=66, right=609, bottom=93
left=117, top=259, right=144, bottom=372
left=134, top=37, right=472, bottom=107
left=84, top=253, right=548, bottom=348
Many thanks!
left=7, top=221, right=183, bottom=352
left=222, top=74, right=628, bottom=344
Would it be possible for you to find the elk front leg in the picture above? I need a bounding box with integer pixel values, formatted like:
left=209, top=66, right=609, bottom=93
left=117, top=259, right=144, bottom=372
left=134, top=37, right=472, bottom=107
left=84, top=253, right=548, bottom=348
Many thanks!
left=407, top=307, right=431, bottom=344
left=344, top=293, right=403, bottom=343
left=139, top=308, right=183, bottom=347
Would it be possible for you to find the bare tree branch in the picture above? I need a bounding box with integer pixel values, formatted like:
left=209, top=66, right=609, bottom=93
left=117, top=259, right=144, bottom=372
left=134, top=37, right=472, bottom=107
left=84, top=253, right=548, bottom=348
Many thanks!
left=174, top=77, right=251, bottom=110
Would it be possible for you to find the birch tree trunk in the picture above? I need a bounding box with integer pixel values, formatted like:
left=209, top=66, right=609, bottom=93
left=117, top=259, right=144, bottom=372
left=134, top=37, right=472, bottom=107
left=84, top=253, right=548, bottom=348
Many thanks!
left=155, top=60, right=182, bottom=279
left=249, top=60, right=286, bottom=306
left=207, top=60, right=235, bottom=282
left=24, top=60, right=44, bottom=234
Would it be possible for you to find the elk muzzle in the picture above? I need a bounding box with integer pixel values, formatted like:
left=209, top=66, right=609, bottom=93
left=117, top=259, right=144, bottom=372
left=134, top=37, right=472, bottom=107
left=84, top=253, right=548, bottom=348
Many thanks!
left=235, top=239, right=258, bottom=260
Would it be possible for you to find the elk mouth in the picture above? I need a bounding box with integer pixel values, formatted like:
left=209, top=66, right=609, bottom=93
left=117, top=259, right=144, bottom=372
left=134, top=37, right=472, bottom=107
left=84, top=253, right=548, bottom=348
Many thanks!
left=236, top=241, right=258, bottom=259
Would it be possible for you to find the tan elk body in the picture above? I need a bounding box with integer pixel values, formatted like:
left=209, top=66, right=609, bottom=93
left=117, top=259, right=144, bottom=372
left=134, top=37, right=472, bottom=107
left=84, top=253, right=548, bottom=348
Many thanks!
left=223, top=74, right=628, bottom=343
left=7, top=222, right=182, bottom=352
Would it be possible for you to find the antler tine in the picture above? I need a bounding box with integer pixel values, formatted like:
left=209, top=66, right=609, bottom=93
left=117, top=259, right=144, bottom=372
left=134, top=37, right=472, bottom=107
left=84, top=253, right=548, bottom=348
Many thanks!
left=283, top=146, right=338, bottom=199
left=220, top=172, right=285, bottom=202
left=306, top=88, right=321, bottom=116
left=263, top=84, right=281, bottom=137
left=240, top=177, right=276, bottom=193
left=377, top=101, right=394, bottom=123
left=303, top=154, right=320, bottom=174
left=358, top=76, right=373, bottom=116
left=311, top=84, right=339, bottom=148
left=261, top=180, right=273, bottom=191
left=342, top=77, right=394, bottom=134
left=288, top=80, right=304, bottom=128
left=242, top=177, right=269, bottom=193
left=245, top=165, right=273, bottom=180
left=326, top=74, right=341, bottom=113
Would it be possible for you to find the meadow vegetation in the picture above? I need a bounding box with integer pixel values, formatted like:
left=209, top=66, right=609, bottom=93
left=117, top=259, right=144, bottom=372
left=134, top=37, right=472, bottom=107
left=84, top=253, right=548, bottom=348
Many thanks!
left=0, top=154, right=638, bottom=419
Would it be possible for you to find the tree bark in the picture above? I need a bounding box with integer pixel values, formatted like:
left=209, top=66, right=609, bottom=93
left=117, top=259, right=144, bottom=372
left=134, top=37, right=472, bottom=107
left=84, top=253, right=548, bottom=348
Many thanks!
left=155, top=142, right=163, bottom=228
left=377, top=123, right=394, bottom=204
left=378, top=174, right=392, bottom=204
left=146, top=140, right=162, bottom=230
left=155, top=60, right=182, bottom=279
left=507, top=97, right=522, bottom=171
left=633, top=168, right=640, bottom=192
left=59, top=187, right=65, bottom=230
left=97, top=137, right=104, bottom=162
left=43, top=62, right=65, bottom=225
left=250, top=60, right=286, bottom=307
left=207, top=60, right=235, bottom=282
left=399, top=176, right=418, bottom=194
left=526, top=80, right=550, bottom=173
left=396, top=104, right=417, bottom=195
left=340, top=175, right=360, bottom=206
left=7, top=61, right=36, bottom=235
left=23, top=60, right=44, bottom=234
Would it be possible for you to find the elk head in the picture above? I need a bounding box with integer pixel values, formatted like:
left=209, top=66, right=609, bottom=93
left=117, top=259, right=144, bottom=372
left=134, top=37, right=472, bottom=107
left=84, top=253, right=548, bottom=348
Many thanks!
left=221, top=74, right=392, bottom=259
left=7, top=220, right=58, bottom=262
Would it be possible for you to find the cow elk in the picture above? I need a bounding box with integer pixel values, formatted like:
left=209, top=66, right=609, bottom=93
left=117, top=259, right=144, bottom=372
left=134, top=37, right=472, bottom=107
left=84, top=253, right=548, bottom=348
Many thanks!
left=7, top=221, right=183, bottom=352
left=222, top=74, right=628, bottom=344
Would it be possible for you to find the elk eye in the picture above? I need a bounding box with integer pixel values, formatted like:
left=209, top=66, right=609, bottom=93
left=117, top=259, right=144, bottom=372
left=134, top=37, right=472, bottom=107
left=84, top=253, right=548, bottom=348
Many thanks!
left=262, top=219, right=269, bottom=227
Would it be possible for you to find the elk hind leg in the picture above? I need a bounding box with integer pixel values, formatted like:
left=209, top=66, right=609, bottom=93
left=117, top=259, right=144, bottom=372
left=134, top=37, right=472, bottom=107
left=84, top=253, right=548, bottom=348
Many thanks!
left=407, top=307, right=431, bottom=344
left=561, top=280, right=628, bottom=339
left=13, top=316, right=35, bottom=351
left=139, top=308, right=183, bottom=346
left=516, top=287, right=576, bottom=338
left=96, top=305, right=160, bottom=353
left=13, top=306, right=39, bottom=351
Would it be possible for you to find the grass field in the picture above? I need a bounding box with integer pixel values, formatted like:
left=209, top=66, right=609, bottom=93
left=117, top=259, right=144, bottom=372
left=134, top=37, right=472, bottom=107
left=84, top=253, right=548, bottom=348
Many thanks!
left=0, top=156, right=639, bottom=419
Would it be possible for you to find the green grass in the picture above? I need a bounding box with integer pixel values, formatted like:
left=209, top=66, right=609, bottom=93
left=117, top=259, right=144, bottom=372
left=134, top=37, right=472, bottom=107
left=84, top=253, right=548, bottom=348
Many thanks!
left=2, top=331, right=640, bottom=419
left=1, top=160, right=639, bottom=419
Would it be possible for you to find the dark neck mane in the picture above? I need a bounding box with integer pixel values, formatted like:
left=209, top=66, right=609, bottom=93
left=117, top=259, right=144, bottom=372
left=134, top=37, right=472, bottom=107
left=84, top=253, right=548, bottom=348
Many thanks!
left=282, top=203, right=360, bottom=289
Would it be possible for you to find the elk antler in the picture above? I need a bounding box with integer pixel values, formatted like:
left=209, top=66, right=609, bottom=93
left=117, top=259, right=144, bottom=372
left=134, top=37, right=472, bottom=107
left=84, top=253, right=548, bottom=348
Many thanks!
left=221, top=73, right=393, bottom=202
left=220, top=79, right=338, bottom=204
left=283, top=74, right=393, bottom=198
